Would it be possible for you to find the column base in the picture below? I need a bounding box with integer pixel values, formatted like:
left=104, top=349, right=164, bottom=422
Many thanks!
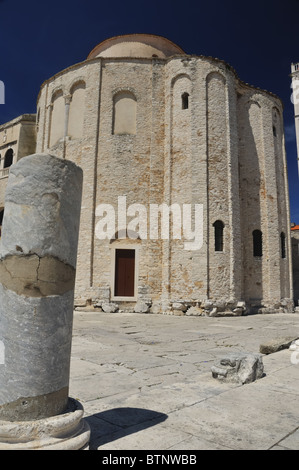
left=0, top=398, right=90, bottom=450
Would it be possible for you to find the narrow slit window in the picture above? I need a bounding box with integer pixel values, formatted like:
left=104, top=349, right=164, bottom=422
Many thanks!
left=213, top=220, right=224, bottom=252
left=273, top=126, right=277, bottom=137
left=181, top=92, right=189, bottom=110
left=0, top=208, right=4, bottom=238
left=281, top=232, right=286, bottom=259
left=253, top=229, right=263, bottom=257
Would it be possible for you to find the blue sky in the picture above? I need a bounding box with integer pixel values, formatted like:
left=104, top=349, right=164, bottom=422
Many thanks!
left=0, top=0, right=298, bottom=221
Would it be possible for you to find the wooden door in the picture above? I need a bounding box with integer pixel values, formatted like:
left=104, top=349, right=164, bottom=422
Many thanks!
left=114, top=249, right=135, bottom=297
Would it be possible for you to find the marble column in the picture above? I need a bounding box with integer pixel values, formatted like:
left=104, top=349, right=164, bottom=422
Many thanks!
left=0, top=153, right=90, bottom=449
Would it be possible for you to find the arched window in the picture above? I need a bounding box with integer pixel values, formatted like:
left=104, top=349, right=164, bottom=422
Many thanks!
left=253, top=229, right=263, bottom=257
left=4, top=149, right=13, bottom=168
left=113, top=91, right=137, bottom=135
left=213, top=220, right=224, bottom=251
left=181, top=92, right=189, bottom=110
left=281, top=232, right=286, bottom=259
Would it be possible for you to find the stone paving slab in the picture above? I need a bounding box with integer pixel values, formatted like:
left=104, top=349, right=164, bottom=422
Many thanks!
left=69, top=311, right=299, bottom=450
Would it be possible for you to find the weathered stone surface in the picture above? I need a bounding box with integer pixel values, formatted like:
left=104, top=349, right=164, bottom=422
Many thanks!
left=0, top=153, right=82, bottom=267
left=101, top=302, right=119, bottom=313
left=134, top=300, right=151, bottom=313
left=172, top=302, right=187, bottom=312
left=232, top=307, right=244, bottom=315
left=202, top=300, right=247, bottom=317
left=0, top=154, right=83, bottom=422
left=211, top=353, right=264, bottom=384
left=236, top=301, right=246, bottom=310
left=186, top=306, right=203, bottom=316
left=172, top=309, right=185, bottom=316
left=29, top=35, right=292, bottom=312
left=259, top=336, right=298, bottom=354
left=209, top=307, right=218, bottom=317
left=75, top=305, right=103, bottom=312
left=289, top=339, right=299, bottom=351
left=258, top=307, right=280, bottom=314
left=207, top=308, right=243, bottom=317
left=0, top=398, right=90, bottom=450
left=0, top=254, right=75, bottom=297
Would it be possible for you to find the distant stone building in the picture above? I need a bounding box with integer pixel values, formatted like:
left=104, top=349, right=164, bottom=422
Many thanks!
left=290, top=62, right=299, bottom=306
left=0, top=114, right=36, bottom=234
left=0, top=34, right=294, bottom=314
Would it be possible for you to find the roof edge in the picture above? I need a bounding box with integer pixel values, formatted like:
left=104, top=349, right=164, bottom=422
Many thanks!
left=0, top=114, right=36, bottom=130
left=36, top=54, right=283, bottom=106
left=87, top=33, right=185, bottom=59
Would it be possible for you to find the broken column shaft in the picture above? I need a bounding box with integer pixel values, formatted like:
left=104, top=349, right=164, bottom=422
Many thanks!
left=0, top=153, right=89, bottom=449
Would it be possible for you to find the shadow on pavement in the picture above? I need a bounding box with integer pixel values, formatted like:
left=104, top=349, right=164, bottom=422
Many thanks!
left=85, top=407, right=168, bottom=450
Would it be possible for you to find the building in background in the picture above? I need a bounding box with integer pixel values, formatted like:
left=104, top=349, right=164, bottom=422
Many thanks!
left=291, top=62, right=299, bottom=176
left=0, top=35, right=294, bottom=314
left=290, top=63, right=299, bottom=306
left=0, top=114, right=36, bottom=236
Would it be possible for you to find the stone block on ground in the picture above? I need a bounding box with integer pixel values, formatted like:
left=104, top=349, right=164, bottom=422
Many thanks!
left=172, top=302, right=187, bottom=312
left=289, top=339, right=299, bottom=351
left=134, top=300, right=151, bottom=314
left=186, top=306, right=203, bottom=316
left=211, top=352, right=264, bottom=384
left=259, top=336, right=298, bottom=354
left=101, top=303, right=118, bottom=313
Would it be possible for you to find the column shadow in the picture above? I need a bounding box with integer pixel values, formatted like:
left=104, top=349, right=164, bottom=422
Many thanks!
left=85, top=407, right=168, bottom=450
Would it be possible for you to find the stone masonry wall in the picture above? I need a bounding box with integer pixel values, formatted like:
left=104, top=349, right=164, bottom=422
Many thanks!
left=34, top=52, right=293, bottom=314
left=292, top=229, right=299, bottom=305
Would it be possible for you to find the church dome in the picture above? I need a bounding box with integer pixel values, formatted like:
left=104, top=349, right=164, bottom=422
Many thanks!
left=87, top=34, right=185, bottom=59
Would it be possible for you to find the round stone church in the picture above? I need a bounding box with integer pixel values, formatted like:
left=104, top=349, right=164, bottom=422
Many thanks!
left=30, top=34, right=293, bottom=314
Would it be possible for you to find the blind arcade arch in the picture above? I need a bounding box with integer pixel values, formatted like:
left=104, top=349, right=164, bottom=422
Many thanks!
left=112, top=91, right=137, bottom=135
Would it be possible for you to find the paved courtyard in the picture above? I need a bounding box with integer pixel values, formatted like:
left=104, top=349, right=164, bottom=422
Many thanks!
left=69, top=310, right=299, bottom=450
